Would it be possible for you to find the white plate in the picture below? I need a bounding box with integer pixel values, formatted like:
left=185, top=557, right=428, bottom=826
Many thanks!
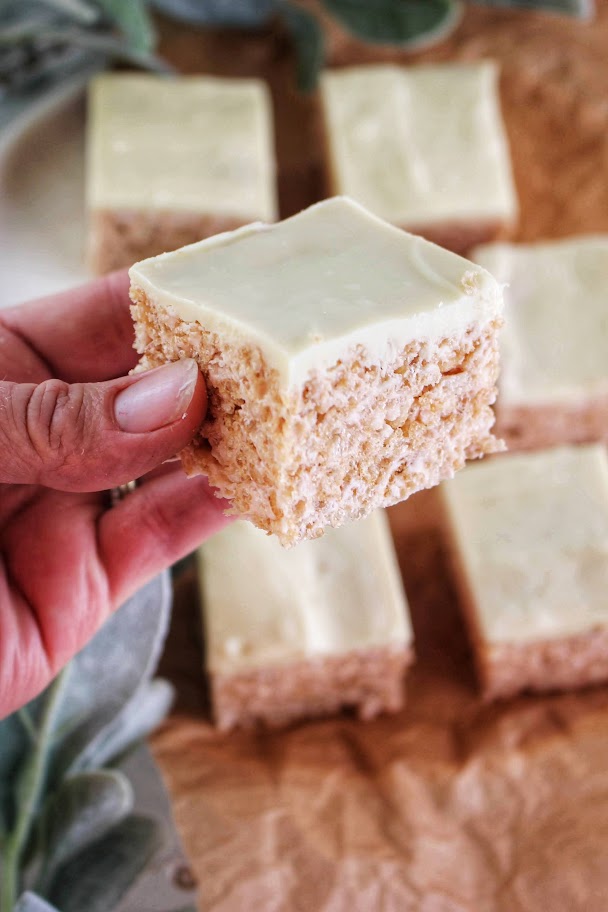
left=0, top=76, right=92, bottom=309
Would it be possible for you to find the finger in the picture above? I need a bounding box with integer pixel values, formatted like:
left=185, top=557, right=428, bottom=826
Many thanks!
left=0, top=359, right=207, bottom=491
left=0, top=490, right=109, bottom=715
left=0, top=271, right=136, bottom=383
left=99, top=471, right=232, bottom=605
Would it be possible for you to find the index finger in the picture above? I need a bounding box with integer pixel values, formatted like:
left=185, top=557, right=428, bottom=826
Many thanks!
left=1, top=270, right=138, bottom=383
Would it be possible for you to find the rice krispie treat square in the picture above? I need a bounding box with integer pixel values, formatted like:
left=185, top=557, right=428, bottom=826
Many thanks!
left=199, top=510, right=413, bottom=730
left=130, top=196, right=504, bottom=546
left=440, top=445, right=608, bottom=699
left=86, top=73, right=277, bottom=274
left=320, top=62, right=518, bottom=255
left=473, top=236, right=608, bottom=451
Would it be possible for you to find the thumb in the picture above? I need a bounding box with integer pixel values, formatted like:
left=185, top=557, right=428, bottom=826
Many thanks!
left=0, top=359, right=206, bottom=491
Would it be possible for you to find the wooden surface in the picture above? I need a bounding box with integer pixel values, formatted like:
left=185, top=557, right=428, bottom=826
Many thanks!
left=153, top=5, right=608, bottom=910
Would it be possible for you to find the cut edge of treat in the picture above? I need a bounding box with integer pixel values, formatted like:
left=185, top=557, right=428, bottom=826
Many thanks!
left=87, top=209, right=249, bottom=275
left=131, top=285, right=503, bottom=546
left=210, top=644, right=414, bottom=731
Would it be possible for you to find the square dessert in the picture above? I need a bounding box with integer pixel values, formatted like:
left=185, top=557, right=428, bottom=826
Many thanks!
left=473, top=236, right=608, bottom=451
left=320, top=62, right=518, bottom=254
left=86, top=73, right=277, bottom=274
left=130, top=196, right=504, bottom=546
left=440, top=445, right=608, bottom=699
left=198, top=510, right=413, bottom=730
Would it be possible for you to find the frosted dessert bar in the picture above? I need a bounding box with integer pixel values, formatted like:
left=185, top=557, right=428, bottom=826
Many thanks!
left=86, top=73, right=277, bottom=273
left=473, top=236, right=608, bottom=451
left=320, top=62, right=518, bottom=254
left=130, top=196, right=504, bottom=546
left=440, top=445, right=608, bottom=699
left=198, top=511, right=413, bottom=730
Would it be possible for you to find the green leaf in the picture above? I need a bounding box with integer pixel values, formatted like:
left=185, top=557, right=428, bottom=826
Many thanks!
left=151, top=0, right=277, bottom=27
left=1, top=672, right=71, bottom=912
left=281, top=2, right=325, bottom=92
left=322, top=0, right=462, bottom=47
left=47, top=815, right=163, bottom=912
left=13, top=892, right=60, bottom=912
left=73, top=679, right=174, bottom=773
left=471, top=0, right=592, bottom=16
left=0, top=716, right=29, bottom=835
left=51, top=573, right=172, bottom=782
left=36, top=770, right=133, bottom=893
left=37, top=0, right=99, bottom=24
left=95, top=0, right=157, bottom=52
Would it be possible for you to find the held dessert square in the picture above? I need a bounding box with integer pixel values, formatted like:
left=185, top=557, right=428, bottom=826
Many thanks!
left=320, top=62, right=518, bottom=255
left=86, top=73, right=277, bottom=274
left=199, top=511, right=413, bottom=730
left=130, top=196, right=504, bottom=546
left=473, top=236, right=608, bottom=452
left=440, top=445, right=608, bottom=700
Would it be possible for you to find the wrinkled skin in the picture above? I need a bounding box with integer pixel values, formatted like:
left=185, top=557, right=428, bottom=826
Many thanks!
left=0, top=272, right=229, bottom=717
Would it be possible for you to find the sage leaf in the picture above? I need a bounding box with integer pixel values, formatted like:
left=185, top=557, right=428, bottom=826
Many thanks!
left=281, top=2, right=325, bottom=91
left=37, top=0, right=99, bottom=24
left=152, top=0, right=277, bottom=27
left=13, top=892, right=60, bottom=912
left=322, top=0, right=462, bottom=47
left=0, top=716, right=29, bottom=835
left=73, top=679, right=174, bottom=773
left=471, top=0, right=592, bottom=16
left=36, top=770, right=133, bottom=893
left=95, top=0, right=156, bottom=52
left=47, top=814, right=163, bottom=912
left=0, top=52, right=107, bottom=134
left=50, top=572, right=172, bottom=781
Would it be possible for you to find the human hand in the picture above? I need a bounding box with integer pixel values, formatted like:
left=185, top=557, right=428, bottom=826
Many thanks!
left=0, top=272, right=230, bottom=717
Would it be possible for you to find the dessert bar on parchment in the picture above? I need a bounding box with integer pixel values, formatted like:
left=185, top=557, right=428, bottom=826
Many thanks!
left=86, top=73, right=277, bottom=273
left=473, top=236, right=608, bottom=452
left=130, top=196, right=504, bottom=546
left=440, top=445, right=608, bottom=699
left=198, top=510, right=413, bottom=730
left=320, top=62, right=518, bottom=254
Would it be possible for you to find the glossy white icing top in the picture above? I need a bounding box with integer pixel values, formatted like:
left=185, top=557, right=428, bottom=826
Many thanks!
left=321, top=62, right=518, bottom=227
left=474, top=236, right=608, bottom=406
left=199, top=510, right=412, bottom=674
left=441, top=445, right=608, bottom=644
left=86, top=73, right=277, bottom=220
left=130, top=197, right=503, bottom=388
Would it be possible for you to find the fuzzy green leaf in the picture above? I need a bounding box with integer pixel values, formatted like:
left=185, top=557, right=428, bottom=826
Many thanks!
left=50, top=573, right=172, bottom=782
left=471, top=0, right=592, bottom=16
left=73, top=679, right=174, bottom=774
left=95, top=0, right=157, bottom=52
left=38, top=0, right=99, bottom=24
left=151, top=0, right=277, bottom=27
left=322, top=0, right=461, bottom=47
left=0, top=716, right=29, bottom=835
left=281, top=2, right=325, bottom=91
left=36, top=770, right=133, bottom=892
left=14, top=892, right=60, bottom=912
left=47, top=814, right=163, bottom=912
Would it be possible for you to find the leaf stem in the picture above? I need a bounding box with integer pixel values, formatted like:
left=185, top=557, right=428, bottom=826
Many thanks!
left=0, top=670, right=69, bottom=912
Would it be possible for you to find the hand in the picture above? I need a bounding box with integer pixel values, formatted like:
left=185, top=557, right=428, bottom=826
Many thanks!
left=0, top=272, right=229, bottom=717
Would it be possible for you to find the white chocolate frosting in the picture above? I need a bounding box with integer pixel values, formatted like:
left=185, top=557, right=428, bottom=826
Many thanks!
left=199, top=511, right=412, bottom=674
left=130, top=196, right=503, bottom=389
left=441, top=445, right=608, bottom=644
left=86, top=73, right=277, bottom=220
left=321, top=62, right=518, bottom=227
left=473, top=236, right=608, bottom=406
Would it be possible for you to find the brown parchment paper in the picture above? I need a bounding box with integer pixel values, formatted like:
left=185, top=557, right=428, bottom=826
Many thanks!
left=152, top=6, right=608, bottom=909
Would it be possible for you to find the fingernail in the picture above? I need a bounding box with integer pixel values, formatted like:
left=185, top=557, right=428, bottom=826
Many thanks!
left=114, top=360, right=199, bottom=433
